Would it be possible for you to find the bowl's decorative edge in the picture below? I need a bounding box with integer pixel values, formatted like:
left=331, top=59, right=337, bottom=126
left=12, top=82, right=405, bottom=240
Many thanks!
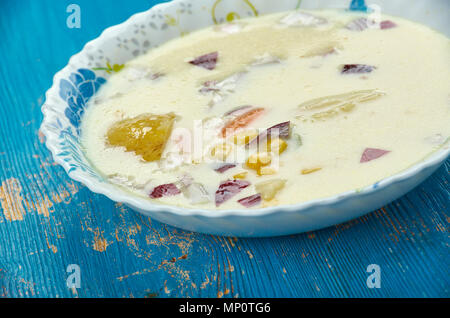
left=40, top=0, right=450, bottom=220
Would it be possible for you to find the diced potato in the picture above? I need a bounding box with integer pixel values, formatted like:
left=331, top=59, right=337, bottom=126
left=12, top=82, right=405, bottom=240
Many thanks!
left=106, top=113, right=176, bottom=162
left=301, top=44, right=337, bottom=58
left=259, top=166, right=278, bottom=176
left=231, top=129, right=259, bottom=145
left=210, top=142, right=233, bottom=161
left=299, top=89, right=385, bottom=111
left=297, top=89, right=385, bottom=121
left=255, top=179, right=287, bottom=201
left=233, top=172, right=248, bottom=179
left=262, top=199, right=280, bottom=208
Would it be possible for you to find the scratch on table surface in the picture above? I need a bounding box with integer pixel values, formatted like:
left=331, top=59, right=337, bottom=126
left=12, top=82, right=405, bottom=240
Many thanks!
left=0, top=178, right=26, bottom=221
left=117, top=268, right=156, bottom=282
left=115, top=203, right=196, bottom=256
left=108, top=202, right=201, bottom=295
left=379, top=207, right=401, bottom=242
left=164, top=280, right=170, bottom=294
left=200, top=274, right=211, bottom=289
left=331, top=218, right=362, bottom=239
left=159, top=254, right=188, bottom=267
left=44, top=229, right=58, bottom=253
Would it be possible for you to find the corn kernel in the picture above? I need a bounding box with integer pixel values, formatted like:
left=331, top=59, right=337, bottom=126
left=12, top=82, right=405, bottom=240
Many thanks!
left=246, top=152, right=272, bottom=171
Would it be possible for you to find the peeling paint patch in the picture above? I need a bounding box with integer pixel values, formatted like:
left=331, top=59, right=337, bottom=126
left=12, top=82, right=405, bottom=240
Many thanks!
left=38, top=129, right=45, bottom=144
left=0, top=178, right=26, bottom=221
left=44, top=230, right=58, bottom=254
left=91, top=228, right=111, bottom=252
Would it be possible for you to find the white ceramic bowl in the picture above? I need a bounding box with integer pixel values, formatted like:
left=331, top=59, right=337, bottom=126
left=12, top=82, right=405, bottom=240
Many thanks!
left=40, top=0, right=450, bottom=237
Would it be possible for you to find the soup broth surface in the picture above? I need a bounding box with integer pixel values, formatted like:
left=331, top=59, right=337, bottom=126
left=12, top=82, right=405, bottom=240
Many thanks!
left=82, top=10, right=450, bottom=210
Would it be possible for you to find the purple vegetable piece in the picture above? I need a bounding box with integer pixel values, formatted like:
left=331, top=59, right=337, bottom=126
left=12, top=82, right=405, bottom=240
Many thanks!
left=215, top=180, right=251, bottom=206
left=341, top=64, right=376, bottom=74
left=238, top=194, right=262, bottom=208
left=360, top=148, right=390, bottom=163
left=149, top=183, right=181, bottom=199
left=267, top=121, right=291, bottom=138
left=189, top=52, right=218, bottom=70
left=345, top=18, right=369, bottom=31
left=199, top=80, right=220, bottom=94
left=247, top=121, right=291, bottom=148
left=214, top=164, right=237, bottom=174
left=380, top=20, right=397, bottom=30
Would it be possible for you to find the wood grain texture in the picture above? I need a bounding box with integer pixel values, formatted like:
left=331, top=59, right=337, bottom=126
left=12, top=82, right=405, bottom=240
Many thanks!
left=0, top=0, right=448, bottom=298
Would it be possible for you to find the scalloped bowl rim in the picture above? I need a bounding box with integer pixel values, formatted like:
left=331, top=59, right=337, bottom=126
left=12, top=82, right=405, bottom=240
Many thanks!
left=40, top=0, right=450, bottom=219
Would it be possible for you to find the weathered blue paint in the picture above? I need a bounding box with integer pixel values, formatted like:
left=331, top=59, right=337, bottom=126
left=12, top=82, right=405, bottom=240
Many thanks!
left=0, top=0, right=448, bottom=298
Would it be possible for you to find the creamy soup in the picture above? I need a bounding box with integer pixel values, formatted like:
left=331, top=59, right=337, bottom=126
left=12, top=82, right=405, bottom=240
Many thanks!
left=81, top=10, right=450, bottom=210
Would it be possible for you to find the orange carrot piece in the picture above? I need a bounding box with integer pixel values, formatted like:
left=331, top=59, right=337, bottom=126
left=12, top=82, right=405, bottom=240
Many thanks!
left=221, top=107, right=265, bottom=137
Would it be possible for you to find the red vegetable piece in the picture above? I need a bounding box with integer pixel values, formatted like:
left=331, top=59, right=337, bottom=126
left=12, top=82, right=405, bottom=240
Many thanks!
left=224, top=105, right=253, bottom=117
left=215, top=164, right=237, bottom=173
left=380, top=20, right=397, bottom=30
left=238, top=194, right=262, bottom=208
left=341, top=64, right=376, bottom=74
left=360, top=148, right=390, bottom=163
left=221, top=107, right=265, bottom=137
left=149, top=183, right=181, bottom=199
left=247, top=121, right=291, bottom=148
left=189, top=52, right=218, bottom=70
left=215, top=180, right=251, bottom=206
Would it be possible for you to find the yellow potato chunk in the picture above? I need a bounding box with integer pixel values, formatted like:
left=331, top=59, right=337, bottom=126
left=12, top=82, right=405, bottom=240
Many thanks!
left=266, top=137, right=288, bottom=155
left=106, top=113, right=176, bottom=162
left=233, top=172, right=248, bottom=179
left=231, top=129, right=259, bottom=145
left=258, top=166, right=278, bottom=176
left=255, top=179, right=287, bottom=201
left=211, top=142, right=233, bottom=161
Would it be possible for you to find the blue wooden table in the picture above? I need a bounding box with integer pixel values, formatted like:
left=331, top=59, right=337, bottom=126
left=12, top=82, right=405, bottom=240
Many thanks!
left=0, top=0, right=448, bottom=298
